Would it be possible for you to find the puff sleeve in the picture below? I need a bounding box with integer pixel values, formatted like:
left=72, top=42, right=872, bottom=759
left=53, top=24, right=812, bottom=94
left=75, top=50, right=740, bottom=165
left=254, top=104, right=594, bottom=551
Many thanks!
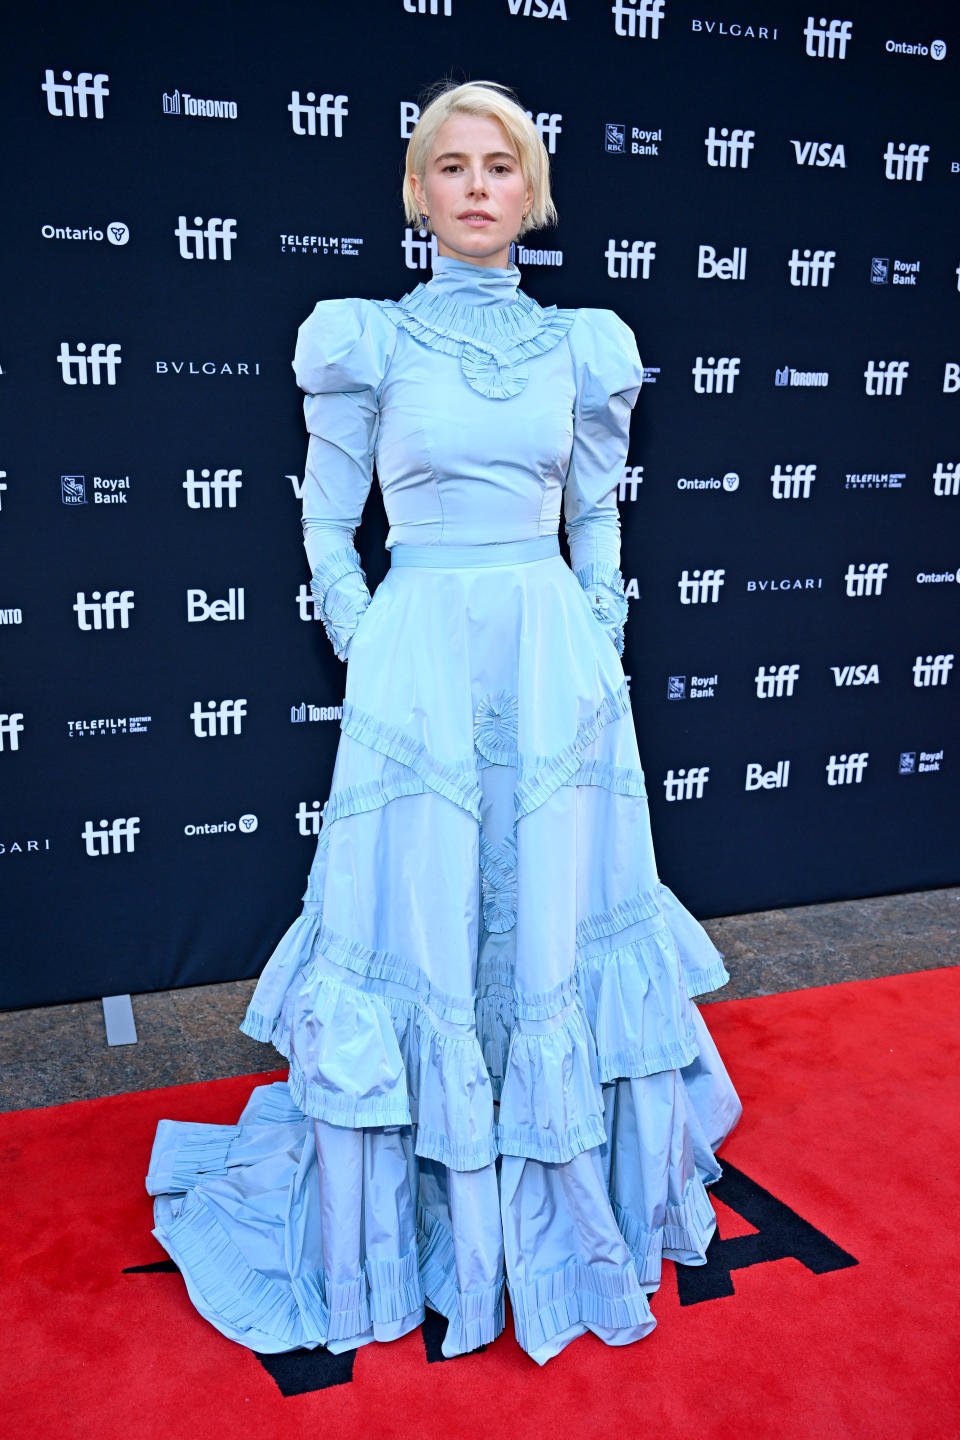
left=562, top=308, right=644, bottom=657
left=292, top=297, right=397, bottom=661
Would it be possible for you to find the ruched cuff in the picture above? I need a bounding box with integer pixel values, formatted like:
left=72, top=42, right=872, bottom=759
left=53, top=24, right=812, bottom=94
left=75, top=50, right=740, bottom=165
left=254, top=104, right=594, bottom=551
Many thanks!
left=574, top=561, right=629, bottom=657
left=309, top=547, right=373, bottom=662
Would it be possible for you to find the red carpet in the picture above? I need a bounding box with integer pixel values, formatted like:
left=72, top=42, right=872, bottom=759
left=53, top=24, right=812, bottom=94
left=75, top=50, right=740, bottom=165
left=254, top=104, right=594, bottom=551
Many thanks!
left=3, top=968, right=959, bottom=1440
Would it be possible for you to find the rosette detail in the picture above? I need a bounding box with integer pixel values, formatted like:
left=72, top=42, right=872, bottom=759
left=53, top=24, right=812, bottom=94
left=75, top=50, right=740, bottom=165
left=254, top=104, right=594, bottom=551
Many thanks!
left=473, top=688, right=519, bottom=766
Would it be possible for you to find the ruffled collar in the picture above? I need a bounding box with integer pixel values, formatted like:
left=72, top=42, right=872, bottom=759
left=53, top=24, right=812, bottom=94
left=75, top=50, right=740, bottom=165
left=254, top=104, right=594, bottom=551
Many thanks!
left=380, top=253, right=574, bottom=400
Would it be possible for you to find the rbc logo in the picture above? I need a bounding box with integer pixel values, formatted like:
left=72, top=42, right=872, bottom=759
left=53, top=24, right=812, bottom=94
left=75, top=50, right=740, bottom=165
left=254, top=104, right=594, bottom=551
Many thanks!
left=41, top=69, right=109, bottom=118
left=288, top=91, right=348, bottom=137
left=82, top=817, right=139, bottom=856
left=663, top=766, right=710, bottom=801
left=0, top=713, right=24, bottom=752
left=605, top=124, right=626, bottom=153
left=183, top=468, right=242, bottom=507
left=692, top=356, right=740, bottom=394
left=190, top=699, right=247, bottom=737
left=844, top=563, right=888, bottom=598
left=883, top=143, right=930, bottom=182
left=803, top=17, right=852, bottom=59
left=61, top=474, right=87, bottom=504
left=73, top=590, right=134, bottom=630
left=175, top=216, right=237, bottom=260
left=678, top=568, right=725, bottom=604
left=667, top=676, right=687, bottom=700
left=57, top=342, right=122, bottom=385
left=899, top=752, right=916, bottom=774
left=864, top=360, right=909, bottom=396
left=612, top=0, right=665, bottom=39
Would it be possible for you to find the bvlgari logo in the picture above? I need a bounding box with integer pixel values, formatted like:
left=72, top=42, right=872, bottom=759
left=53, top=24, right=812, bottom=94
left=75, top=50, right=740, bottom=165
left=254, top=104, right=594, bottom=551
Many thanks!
left=155, top=360, right=261, bottom=376
left=690, top=18, right=778, bottom=40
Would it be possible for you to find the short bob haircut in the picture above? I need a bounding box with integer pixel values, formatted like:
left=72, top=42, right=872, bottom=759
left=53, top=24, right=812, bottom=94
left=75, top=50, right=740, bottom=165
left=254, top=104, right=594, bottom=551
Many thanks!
left=402, top=80, right=557, bottom=239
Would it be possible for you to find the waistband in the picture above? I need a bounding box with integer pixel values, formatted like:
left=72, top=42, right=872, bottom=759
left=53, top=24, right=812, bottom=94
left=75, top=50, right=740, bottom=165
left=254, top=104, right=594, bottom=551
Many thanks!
left=389, top=535, right=560, bottom=569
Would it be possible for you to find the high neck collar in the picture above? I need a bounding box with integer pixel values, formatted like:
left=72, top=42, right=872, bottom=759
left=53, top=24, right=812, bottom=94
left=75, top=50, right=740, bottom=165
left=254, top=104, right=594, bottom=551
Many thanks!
left=425, top=253, right=522, bottom=308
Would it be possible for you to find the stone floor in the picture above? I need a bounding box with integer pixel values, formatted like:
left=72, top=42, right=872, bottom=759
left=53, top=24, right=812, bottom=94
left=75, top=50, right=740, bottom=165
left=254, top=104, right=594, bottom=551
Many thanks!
left=1, top=886, right=956, bottom=1114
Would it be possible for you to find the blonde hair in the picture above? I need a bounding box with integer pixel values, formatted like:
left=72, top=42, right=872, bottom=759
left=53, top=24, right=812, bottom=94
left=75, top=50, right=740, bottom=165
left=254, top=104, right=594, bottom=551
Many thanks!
left=402, top=80, right=557, bottom=239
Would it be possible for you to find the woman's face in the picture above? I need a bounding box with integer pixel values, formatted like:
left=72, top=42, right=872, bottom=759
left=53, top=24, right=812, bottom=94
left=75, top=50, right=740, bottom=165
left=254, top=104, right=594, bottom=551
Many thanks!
left=411, top=112, right=534, bottom=269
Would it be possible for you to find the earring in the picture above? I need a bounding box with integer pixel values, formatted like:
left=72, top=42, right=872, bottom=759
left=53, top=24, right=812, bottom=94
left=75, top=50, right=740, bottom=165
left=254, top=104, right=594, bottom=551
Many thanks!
left=419, top=211, right=430, bottom=230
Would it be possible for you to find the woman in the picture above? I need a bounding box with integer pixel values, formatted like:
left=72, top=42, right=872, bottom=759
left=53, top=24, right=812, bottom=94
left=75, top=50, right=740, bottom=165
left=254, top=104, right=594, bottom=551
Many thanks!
left=147, top=80, right=742, bottom=1367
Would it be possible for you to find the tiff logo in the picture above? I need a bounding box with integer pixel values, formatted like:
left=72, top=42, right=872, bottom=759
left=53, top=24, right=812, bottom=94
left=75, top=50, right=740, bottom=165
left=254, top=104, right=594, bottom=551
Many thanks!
left=190, top=699, right=247, bottom=737
left=0, top=713, right=24, bottom=751
left=82, top=817, right=140, bottom=856
left=803, top=17, right=852, bottom=58
left=678, top=568, right=725, bottom=604
left=755, top=664, right=800, bottom=698
left=41, top=69, right=109, bottom=118
left=787, top=248, right=835, bottom=286
left=605, top=239, right=656, bottom=279
left=826, top=753, right=868, bottom=786
left=883, top=142, right=929, bottom=182
left=403, top=0, right=452, bottom=11
left=704, top=127, right=754, bottom=168
left=663, top=766, right=710, bottom=801
left=619, top=465, right=644, bottom=501
left=844, top=563, right=888, bottom=597
left=913, top=654, right=954, bottom=687
left=57, top=342, right=122, bottom=385
left=864, top=360, right=909, bottom=396
left=183, top=468, right=242, bottom=507
left=297, top=584, right=323, bottom=621
left=612, top=0, right=665, bottom=38
left=297, top=800, right=322, bottom=835
left=530, top=112, right=562, bottom=153
left=933, top=462, right=960, bottom=497
left=402, top=226, right=440, bottom=270
left=175, top=216, right=237, bottom=260
left=288, top=91, right=348, bottom=137
left=73, top=589, right=134, bottom=629
left=771, top=463, right=816, bottom=499
left=692, top=356, right=740, bottom=393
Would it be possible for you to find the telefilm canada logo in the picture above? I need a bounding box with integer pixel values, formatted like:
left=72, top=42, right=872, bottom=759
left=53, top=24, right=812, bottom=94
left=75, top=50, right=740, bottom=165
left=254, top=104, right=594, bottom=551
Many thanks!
left=280, top=233, right=364, bottom=258
left=67, top=715, right=152, bottom=737
left=61, top=474, right=131, bottom=505
left=844, top=472, right=904, bottom=491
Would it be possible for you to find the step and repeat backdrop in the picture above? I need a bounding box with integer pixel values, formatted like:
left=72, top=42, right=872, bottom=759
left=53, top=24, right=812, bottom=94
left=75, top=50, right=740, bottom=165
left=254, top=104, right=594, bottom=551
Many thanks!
left=1, top=0, right=958, bottom=1007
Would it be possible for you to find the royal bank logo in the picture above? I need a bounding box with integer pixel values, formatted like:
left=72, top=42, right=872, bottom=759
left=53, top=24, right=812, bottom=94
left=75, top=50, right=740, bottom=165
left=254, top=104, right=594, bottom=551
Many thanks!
left=899, top=749, right=943, bottom=773
left=508, top=0, right=568, bottom=17
left=42, top=70, right=109, bottom=118
left=790, top=140, right=846, bottom=168
left=402, top=227, right=440, bottom=270
left=663, top=766, right=710, bottom=800
left=844, top=562, right=888, bottom=597
left=297, top=800, right=323, bottom=836
left=825, top=753, right=868, bottom=785
left=898, top=751, right=916, bottom=774
left=755, top=664, right=800, bottom=698
left=61, top=474, right=130, bottom=504
left=183, top=468, right=242, bottom=508
left=787, top=249, right=835, bottom=286
left=677, top=471, right=740, bottom=492
left=605, top=240, right=656, bottom=279
left=803, top=17, right=852, bottom=59
left=0, top=713, right=24, bottom=751
left=280, top=234, right=364, bottom=257
left=844, top=472, right=904, bottom=490
left=698, top=245, right=747, bottom=280
left=883, top=142, right=929, bottom=181
left=678, top=568, right=725, bottom=603
left=667, top=673, right=718, bottom=700
left=774, top=367, right=829, bottom=388
left=619, top=465, right=644, bottom=500
left=885, top=38, right=947, bottom=61
left=746, top=760, right=790, bottom=790
left=61, top=474, right=86, bottom=504
left=912, top=654, right=954, bottom=687
left=770, top=464, right=816, bottom=499
left=290, top=703, right=344, bottom=723
left=604, top=124, right=661, bottom=156
left=692, top=356, right=740, bottom=393
left=57, top=342, right=122, bottom=386
left=162, top=90, right=238, bottom=119
left=869, top=256, right=919, bottom=286
left=704, top=127, right=755, bottom=168
left=42, top=221, right=129, bottom=246
left=73, top=589, right=134, bottom=629
left=933, top=462, right=959, bottom=497
left=691, top=19, right=778, bottom=40
left=186, top=587, right=245, bottom=622
left=82, top=817, right=139, bottom=856
left=67, top=715, right=152, bottom=737
left=288, top=91, right=348, bottom=136
left=831, top=664, right=879, bottom=686
left=175, top=216, right=236, bottom=261
left=190, top=699, right=247, bottom=738
left=612, top=0, right=665, bottom=39
left=864, top=360, right=909, bottom=396
left=184, top=814, right=259, bottom=836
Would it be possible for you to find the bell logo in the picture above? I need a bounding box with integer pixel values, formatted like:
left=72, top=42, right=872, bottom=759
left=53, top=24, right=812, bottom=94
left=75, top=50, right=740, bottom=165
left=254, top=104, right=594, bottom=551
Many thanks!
left=787, top=248, right=835, bottom=286
left=183, top=468, right=242, bottom=507
left=704, top=127, right=755, bottom=168
left=190, top=699, right=247, bottom=738
left=297, top=800, right=323, bottom=836
left=612, top=0, right=665, bottom=39
left=943, top=364, right=960, bottom=394
left=663, top=766, right=710, bottom=801
left=57, top=342, right=122, bottom=385
left=844, top=563, right=888, bottom=597
left=41, top=69, right=109, bottom=118
left=770, top=463, right=816, bottom=499
left=186, top=588, right=245, bottom=622
left=605, top=239, right=656, bottom=279
left=73, top=590, right=134, bottom=630
left=678, top=568, right=725, bottom=604
left=697, top=245, right=747, bottom=280
left=81, top=817, right=140, bottom=856
left=692, top=356, right=740, bottom=394
left=803, top=17, right=852, bottom=58
left=745, top=760, right=790, bottom=791
left=0, top=713, right=24, bottom=752
left=933, top=462, right=960, bottom=496
left=826, top=753, right=868, bottom=785
left=864, top=360, right=909, bottom=397
left=883, top=142, right=930, bottom=181
left=912, top=654, right=954, bottom=687
left=755, top=664, right=800, bottom=698
left=288, top=91, right=348, bottom=137
left=175, top=216, right=237, bottom=260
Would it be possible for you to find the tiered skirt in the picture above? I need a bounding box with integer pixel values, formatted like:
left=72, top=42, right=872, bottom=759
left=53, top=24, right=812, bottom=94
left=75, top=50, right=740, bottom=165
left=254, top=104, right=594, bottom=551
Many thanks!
left=147, top=535, right=742, bottom=1365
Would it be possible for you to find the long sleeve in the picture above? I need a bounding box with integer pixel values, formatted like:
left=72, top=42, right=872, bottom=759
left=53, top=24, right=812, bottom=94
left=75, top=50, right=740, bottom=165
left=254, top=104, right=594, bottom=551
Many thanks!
left=292, top=297, right=397, bottom=661
left=562, top=308, right=644, bottom=656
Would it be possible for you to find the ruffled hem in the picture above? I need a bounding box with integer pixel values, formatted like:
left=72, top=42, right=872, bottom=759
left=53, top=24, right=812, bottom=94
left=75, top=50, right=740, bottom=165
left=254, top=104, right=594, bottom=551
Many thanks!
left=508, top=1258, right=655, bottom=1359
left=418, top=1207, right=505, bottom=1355
left=308, top=547, right=372, bottom=662
left=574, top=560, right=629, bottom=657
left=613, top=1172, right=718, bottom=1292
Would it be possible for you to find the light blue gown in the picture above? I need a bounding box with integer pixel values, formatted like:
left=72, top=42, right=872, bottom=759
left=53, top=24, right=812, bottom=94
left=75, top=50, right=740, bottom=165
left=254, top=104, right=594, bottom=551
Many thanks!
left=147, top=255, right=742, bottom=1366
